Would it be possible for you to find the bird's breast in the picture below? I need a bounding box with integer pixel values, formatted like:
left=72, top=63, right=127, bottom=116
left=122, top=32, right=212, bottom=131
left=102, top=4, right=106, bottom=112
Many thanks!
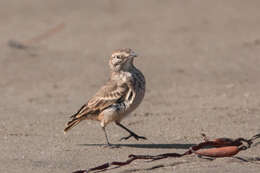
left=125, top=70, right=145, bottom=114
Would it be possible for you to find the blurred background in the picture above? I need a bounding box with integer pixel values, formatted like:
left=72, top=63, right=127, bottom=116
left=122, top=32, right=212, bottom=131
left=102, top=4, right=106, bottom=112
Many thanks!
left=1, top=1, right=260, bottom=173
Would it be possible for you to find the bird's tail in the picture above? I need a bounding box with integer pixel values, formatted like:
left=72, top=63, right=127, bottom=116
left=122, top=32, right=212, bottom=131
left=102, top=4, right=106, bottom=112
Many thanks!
left=64, top=116, right=86, bottom=133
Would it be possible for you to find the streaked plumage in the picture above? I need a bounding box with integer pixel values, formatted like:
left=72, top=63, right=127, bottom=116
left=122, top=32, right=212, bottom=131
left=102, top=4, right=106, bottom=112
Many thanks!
left=64, top=48, right=146, bottom=145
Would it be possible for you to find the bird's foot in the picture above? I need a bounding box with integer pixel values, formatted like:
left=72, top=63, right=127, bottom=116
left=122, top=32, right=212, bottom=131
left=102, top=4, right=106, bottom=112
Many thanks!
left=120, top=132, right=147, bottom=141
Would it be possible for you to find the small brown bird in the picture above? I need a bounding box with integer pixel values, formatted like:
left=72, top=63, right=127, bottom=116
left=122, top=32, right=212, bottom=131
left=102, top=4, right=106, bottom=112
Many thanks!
left=64, top=48, right=146, bottom=146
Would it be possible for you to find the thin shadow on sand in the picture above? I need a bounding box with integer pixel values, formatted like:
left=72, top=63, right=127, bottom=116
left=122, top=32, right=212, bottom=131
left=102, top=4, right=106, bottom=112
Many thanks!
left=233, top=156, right=260, bottom=164
left=78, top=143, right=195, bottom=149
left=118, top=161, right=188, bottom=173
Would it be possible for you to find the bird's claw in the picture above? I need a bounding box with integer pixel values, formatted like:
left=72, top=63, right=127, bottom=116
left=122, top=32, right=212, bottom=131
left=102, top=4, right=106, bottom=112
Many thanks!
left=120, top=133, right=147, bottom=141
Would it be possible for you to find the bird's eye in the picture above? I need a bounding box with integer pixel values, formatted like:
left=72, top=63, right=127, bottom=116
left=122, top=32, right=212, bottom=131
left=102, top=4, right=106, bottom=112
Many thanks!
left=115, top=55, right=121, bottom=59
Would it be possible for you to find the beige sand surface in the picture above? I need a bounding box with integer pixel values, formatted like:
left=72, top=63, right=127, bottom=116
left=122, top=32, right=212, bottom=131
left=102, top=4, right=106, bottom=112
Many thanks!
left=0, top=0, right=260, bottom=172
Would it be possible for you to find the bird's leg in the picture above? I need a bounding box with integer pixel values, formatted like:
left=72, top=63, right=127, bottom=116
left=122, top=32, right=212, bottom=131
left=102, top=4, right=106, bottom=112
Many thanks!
left=116, top=122, right=147, bottom=141
left=102, top=127, right=120, bottom=148
left=102, top=127, right=111, bottom=146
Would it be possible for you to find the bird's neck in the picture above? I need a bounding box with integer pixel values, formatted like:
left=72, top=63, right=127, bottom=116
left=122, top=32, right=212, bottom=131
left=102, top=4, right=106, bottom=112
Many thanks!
left=122, top=61, right=134, bottom=71
left=112, top=62, right=135, bottom=73
left=110, top=63, right=135, bottom=79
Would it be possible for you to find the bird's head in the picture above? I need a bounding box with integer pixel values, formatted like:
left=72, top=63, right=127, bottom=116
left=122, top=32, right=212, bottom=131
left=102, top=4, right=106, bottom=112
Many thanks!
left=109, top=48, right=138, bottom=72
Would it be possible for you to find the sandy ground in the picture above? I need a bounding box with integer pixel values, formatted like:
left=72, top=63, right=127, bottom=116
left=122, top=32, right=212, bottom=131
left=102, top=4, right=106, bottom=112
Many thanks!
left=0, top=0, right=260, bottom=173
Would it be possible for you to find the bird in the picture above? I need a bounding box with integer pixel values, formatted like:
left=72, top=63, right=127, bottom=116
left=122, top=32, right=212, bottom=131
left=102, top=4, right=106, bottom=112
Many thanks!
left=64, top=48, right=146, bottom=146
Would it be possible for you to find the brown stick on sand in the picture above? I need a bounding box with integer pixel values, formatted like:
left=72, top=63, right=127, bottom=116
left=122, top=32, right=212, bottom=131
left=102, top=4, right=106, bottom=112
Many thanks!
left=73, top=133, right=260, bottom=173
left=8, top=22, right=65, bottom=49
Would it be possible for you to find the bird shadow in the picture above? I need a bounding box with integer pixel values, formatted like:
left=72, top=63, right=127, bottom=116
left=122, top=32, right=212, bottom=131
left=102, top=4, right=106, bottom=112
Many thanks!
left=77, top=143, right=195, bottom=149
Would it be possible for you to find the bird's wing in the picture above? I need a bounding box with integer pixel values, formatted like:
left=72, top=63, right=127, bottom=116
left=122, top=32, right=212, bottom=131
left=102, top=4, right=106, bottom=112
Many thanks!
left=71, top=80, right=129, bottom=119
